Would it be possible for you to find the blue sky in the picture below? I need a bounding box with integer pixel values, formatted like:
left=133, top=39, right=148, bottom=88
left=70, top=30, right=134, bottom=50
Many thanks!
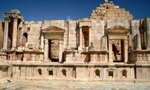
left=0, top=0, right=149, bottom=21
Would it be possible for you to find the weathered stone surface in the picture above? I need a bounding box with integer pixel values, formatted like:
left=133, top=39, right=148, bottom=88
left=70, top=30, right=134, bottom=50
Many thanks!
left=90, top=1, right=133, bottom=20
left=0, top=0, right=150, bottom=83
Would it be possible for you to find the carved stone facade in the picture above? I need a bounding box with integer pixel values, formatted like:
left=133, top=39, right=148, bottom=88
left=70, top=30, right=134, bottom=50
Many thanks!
left=0, top=0, right=150, bottom=82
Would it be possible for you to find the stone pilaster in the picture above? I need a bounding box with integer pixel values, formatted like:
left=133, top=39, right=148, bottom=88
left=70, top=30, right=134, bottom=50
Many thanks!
left=59, top=40, right=63, bottom=63
left=101, top=36, right=108, bottom=51
left=41, top=33, right=44, bottom=51
left=145, top=18, right=150, bottom=50
left=3, top=18, right=9, bottom=49
left=109, top=40, right=113, bottom=63
left=89, top=27, right=91, bottom=46
left=136, top=34, right=141, bottom=50
left=124, top=40, right=128, bottom=64
left=78, top=27, right=82, bottom=50
left=128, top=34, right=132, bottom=50
left=44, top=39, right=49, bottom=61
left=12, top=18, right=18, bottom=48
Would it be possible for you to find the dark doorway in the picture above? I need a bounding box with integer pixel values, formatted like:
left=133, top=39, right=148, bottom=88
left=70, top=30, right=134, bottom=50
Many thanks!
left=48, top=40, right=59, bottom=62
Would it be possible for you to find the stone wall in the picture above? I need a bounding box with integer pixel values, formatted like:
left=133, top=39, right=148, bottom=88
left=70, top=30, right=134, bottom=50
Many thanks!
left=23, top=21, right=42, bottom=47
left=10, top=64, right=137, bottom=82
left=91, top=20, right=105, bottom=50
left=68, top=21, right=77, bottom=49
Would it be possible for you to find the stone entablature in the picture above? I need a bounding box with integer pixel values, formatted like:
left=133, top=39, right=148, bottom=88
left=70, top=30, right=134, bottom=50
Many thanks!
left=0, top=0, right=150, bottom=82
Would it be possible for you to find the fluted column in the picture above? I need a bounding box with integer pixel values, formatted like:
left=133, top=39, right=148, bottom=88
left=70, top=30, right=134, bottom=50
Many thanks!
left=3, top=18, right=9, bottom=49
left=12, top=18, right=18, bottom=48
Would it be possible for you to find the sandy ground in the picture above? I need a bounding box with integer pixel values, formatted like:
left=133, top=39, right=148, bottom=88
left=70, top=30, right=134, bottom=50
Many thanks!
left=0, top=79, right=150, bottom=90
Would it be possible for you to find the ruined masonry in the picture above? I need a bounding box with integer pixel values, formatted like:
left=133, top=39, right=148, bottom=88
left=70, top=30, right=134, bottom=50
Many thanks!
left=0, top=0, right=150, bottom=82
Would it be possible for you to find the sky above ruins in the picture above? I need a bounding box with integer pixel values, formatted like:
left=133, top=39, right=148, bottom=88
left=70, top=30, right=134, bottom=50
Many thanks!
left=0, top=0, right=149, bottom=21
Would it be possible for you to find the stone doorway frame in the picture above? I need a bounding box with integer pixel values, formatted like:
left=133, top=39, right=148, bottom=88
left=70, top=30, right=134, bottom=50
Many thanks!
left=42, top=26, right=65, bottom=63
left=106, top=26, right=129, bottom=64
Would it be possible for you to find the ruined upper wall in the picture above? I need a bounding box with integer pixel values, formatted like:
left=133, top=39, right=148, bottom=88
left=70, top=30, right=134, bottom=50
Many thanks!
left=90, top=1, right=133, bottom=21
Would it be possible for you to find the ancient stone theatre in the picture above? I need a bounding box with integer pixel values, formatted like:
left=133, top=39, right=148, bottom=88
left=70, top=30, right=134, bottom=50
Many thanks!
left=0, top=0, right=150, bottom=82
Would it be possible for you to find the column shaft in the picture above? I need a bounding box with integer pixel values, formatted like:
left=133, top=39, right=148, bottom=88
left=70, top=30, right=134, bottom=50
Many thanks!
left=109, top=40, right=113, bottom=63
left=136, top=34, right=141, bottom=50
left=12, top=18, right=18, bottom=48
left=89, top=27, right=91, bottom=46
left=146, top=18, right=150, bottom=50
left=41, top=33, right=44, bottom=51
left=44, top=39, right=49, bottom=61
left=124, top=40, right=128, bottom=63
left=3, top=20, right=9, bottom=49
left=78, top=27, right=82, bottom=50
left=59, top=40, right=63, bottom=63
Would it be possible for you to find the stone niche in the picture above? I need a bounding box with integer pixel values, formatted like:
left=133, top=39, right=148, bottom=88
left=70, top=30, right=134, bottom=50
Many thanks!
left=42, top=26, right=64, bottom=62
left=78, top=18, right=92, bottom=50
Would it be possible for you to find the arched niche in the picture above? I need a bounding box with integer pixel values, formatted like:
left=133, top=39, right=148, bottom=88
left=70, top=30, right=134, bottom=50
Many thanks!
left=38, top=68, right=42, bottom=76
left=122, top=69, right=127, bottom=78
left=22, top=32, right=28, bottom=46
left=62, top=69, right=67, bottom=77
left=95, top=69, right=100, bottom=78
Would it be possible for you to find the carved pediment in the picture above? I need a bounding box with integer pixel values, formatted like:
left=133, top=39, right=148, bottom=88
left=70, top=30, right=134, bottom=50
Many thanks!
left=79, top=18, right=91, bottom=22
left=42, top=26, right=65, bottom=33
left=106, top=26, right=129, bottom=34
left=42, top=26, right=65, bottom=40
left=79, top=18, right=92, bottom=27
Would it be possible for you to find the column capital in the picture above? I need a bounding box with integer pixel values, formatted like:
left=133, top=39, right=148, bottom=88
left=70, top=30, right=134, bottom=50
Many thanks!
left=4, top=17, right=9, bottom=21
left=13, top=18, right=18, bottom=21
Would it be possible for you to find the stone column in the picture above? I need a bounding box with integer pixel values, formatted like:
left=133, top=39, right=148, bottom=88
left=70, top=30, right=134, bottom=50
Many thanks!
left=128, top=34, right=132, bottom=50
left=12, top=18, right=18, bottom=48
left=146, top=18, right=150, bottom=50
left=109, top=40, right=113, bottom=63
left=3, top=18, right=9, bottom=49
left=59, top=40, right=63, bottom=63
left=78, top=27, right=82, bottom=50
left=44, top=39, right=49, bottom=61
left=124, top=40, right=128, bottom=64
left=41, top=33, right=44, bottom=51
left=136, top=34, right=141, bottom=50
left=89, top=27, right=91, bottom=46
